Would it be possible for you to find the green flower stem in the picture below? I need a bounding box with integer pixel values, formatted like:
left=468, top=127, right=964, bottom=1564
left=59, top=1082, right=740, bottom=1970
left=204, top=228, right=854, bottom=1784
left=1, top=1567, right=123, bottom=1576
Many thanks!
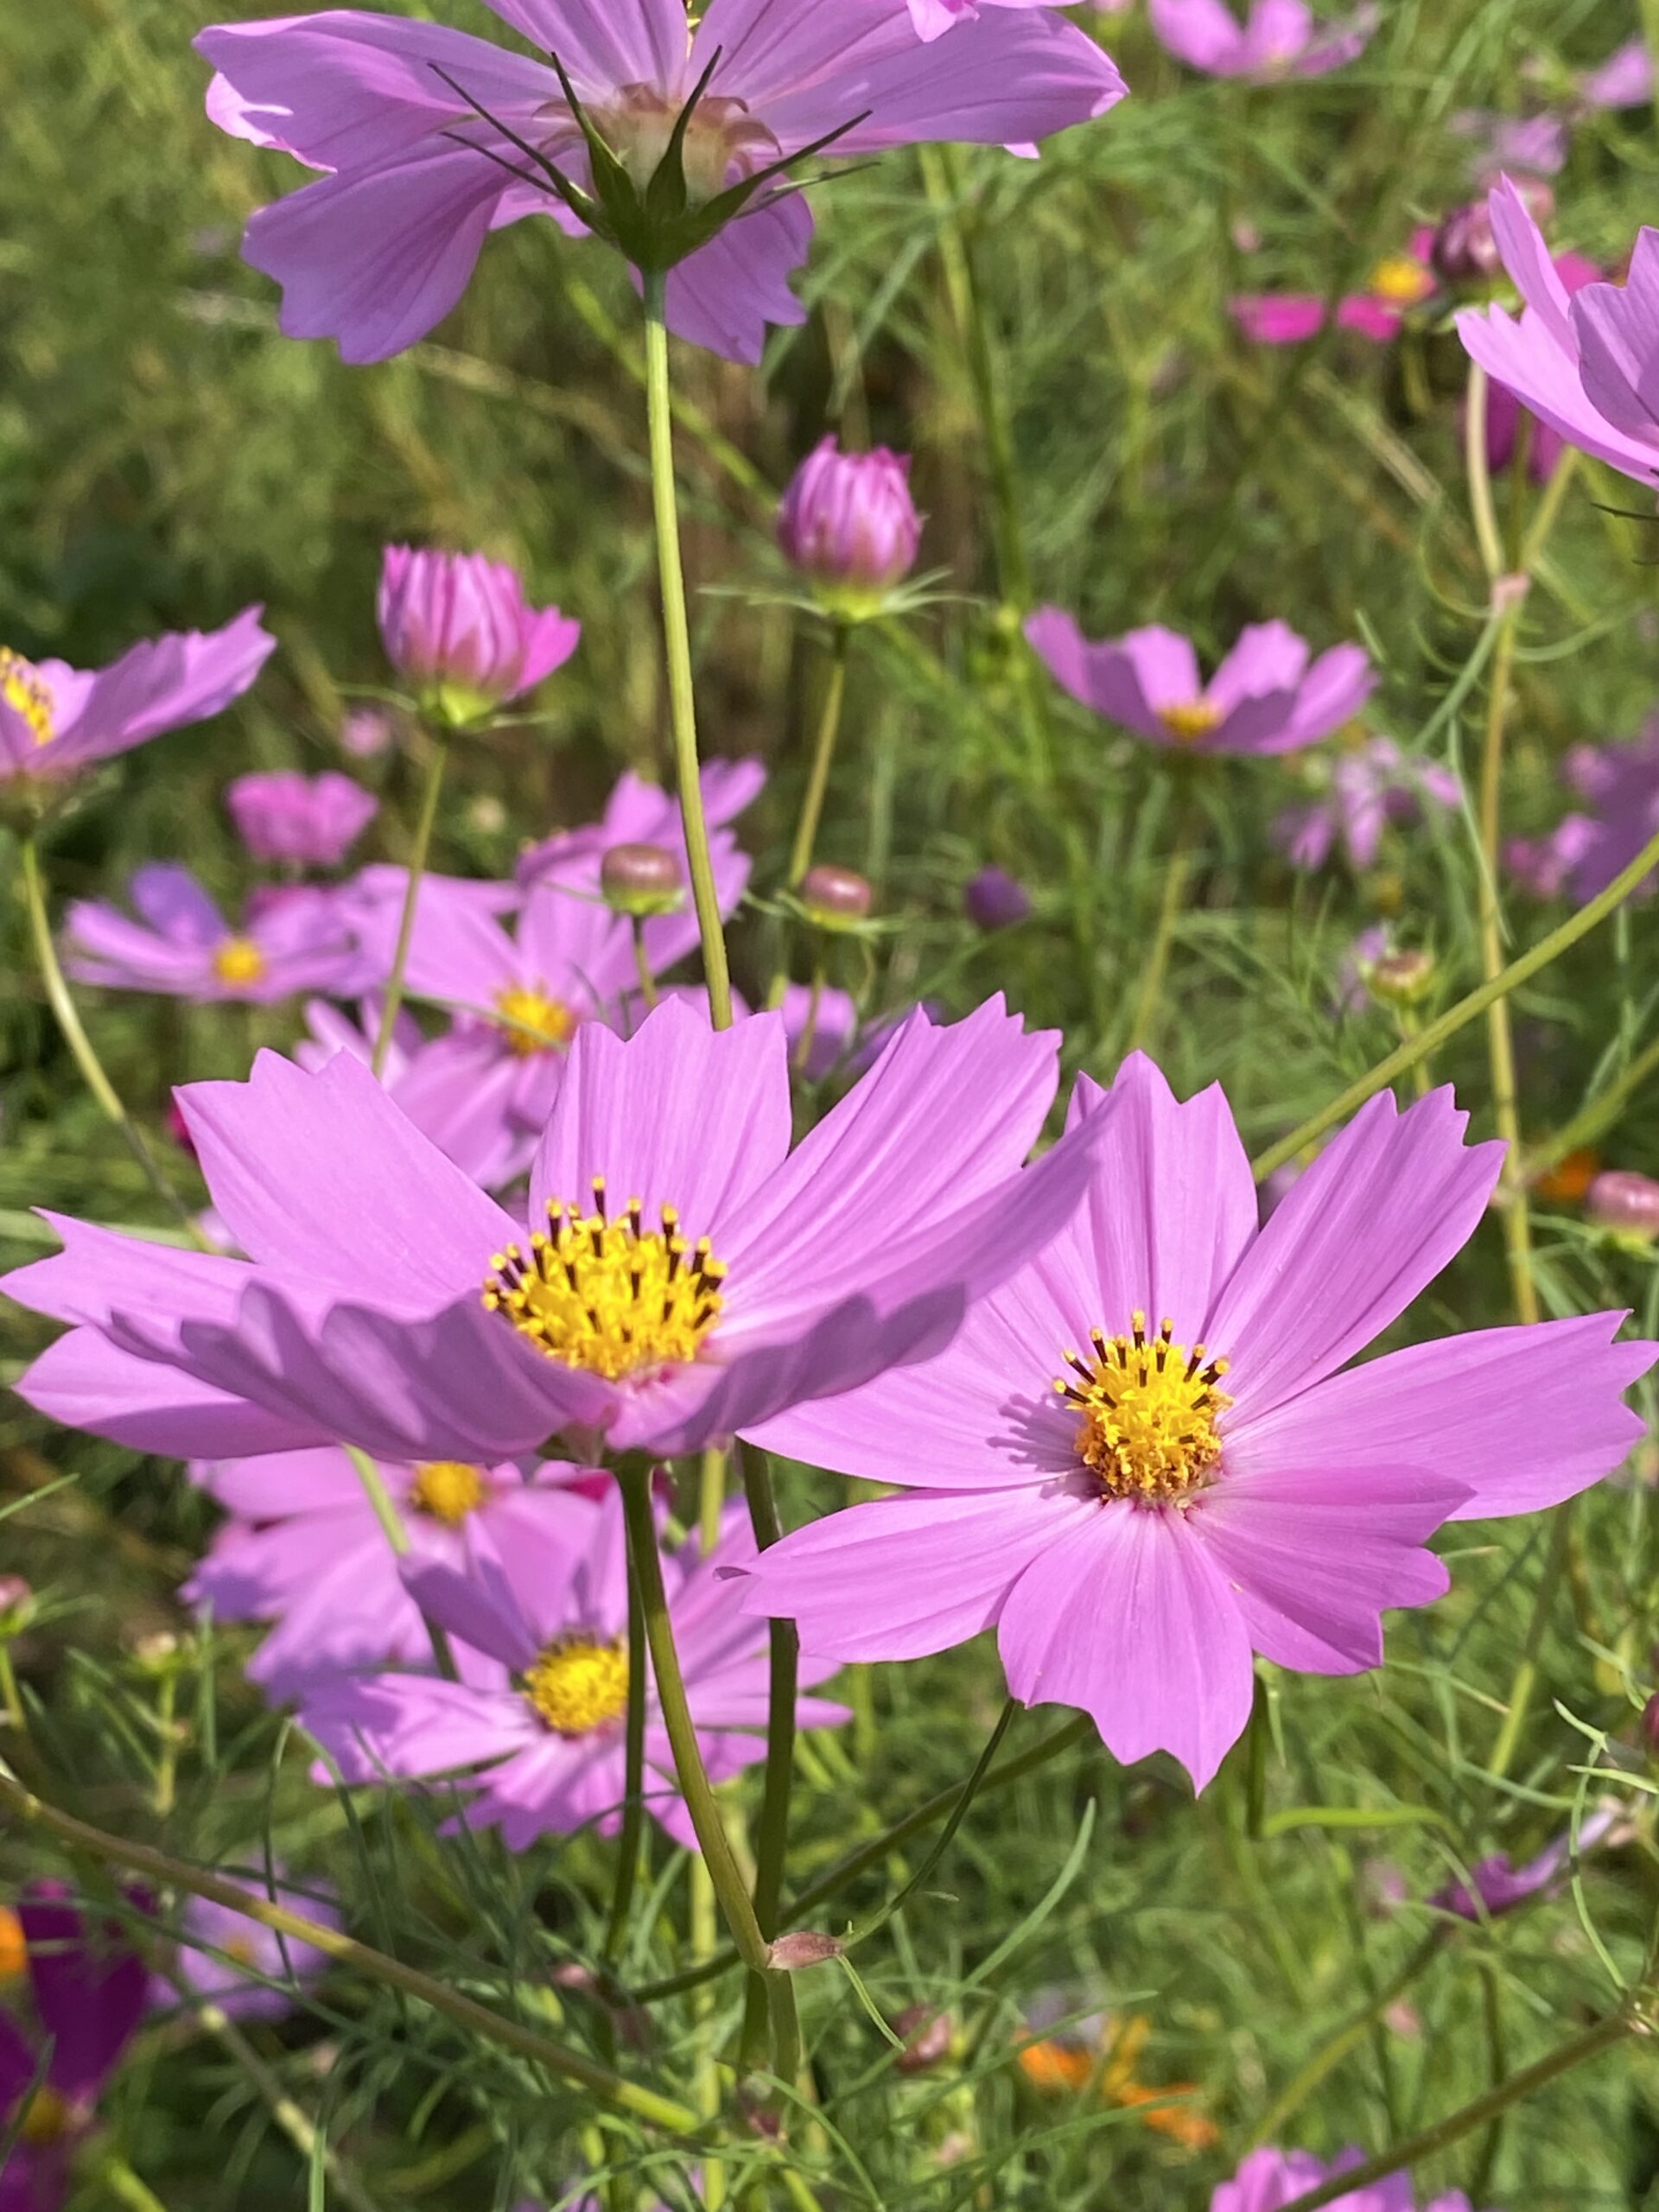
left=841, top=1699, right=1017, bottom=1951
left=603, top=1558, right=649, bottom=1967
left=630, top=915, right=659, bottom=1012
left=614, top=1462, right=798, bottom=2081
left=1271, top=2005, right=1637, bottom=2212
left=737, top=1441, right=799, bottom=2075
left=1486, top=1493, right=1579, bottom=1780
left=18, top=832, right=203, bottom=1243
left=1529, top=1028, right=1659, bottom=1173
left=0, top=1766, right=703, bottom=2139
left=372, top=732, right=448, bottom=1077
left=1247, top=1929, right=1446, bottom=2149
left=99, top=2159, right=169, bottom=2212
left=342, top=1446, right=456, bottom=1683
left=1249, top=813, right=1659, bottom=1185
left=641, top=269, right=733, bottom=1033
left=787, top=623, right=851, bottom=887
left=1126, top=783, right=1196, bottom=1054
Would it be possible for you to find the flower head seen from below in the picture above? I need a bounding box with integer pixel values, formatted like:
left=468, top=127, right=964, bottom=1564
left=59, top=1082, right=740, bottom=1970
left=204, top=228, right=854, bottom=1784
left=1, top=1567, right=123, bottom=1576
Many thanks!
left=1274, top=736, right=1459, bottom=873
left=196, top=0, right=1125, bottom=368
left=777, top=437, right=923, bottom=611
left=7, top=994, right=1106, bottom=1471
left=1027, top=612, right=1375, bottom=758
left=227, top=770, right=378, bottom=870
left=378, top=548, right=581, bottom=727
left=739, top=1054, right=1654, bottom=1791
left=1213, top=2145, right=1479, bottom=2212
left=0, top=607, right=274, bottom=801
left=63, top=865, right=367, bottom=1005
left=1231, top=229, right=1435, bottom=346
left=302, top=1491, right=848, bottom=1848
left=159, top=1871, right=341, bottom=2021
left=1148, top=0, right=1376, bottom=80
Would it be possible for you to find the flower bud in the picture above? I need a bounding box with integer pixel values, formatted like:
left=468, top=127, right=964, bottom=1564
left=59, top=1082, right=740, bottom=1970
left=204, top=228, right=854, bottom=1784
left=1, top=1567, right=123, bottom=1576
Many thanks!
left=1586, top=1170, right=1659, bottom=1240
left=799, top=864, right=874, bottom=931
left=766, top=1929, right=844, bottom=1972
left=0, top=1577, right=32, bottom=1623
left=893, top=2005, right=953, bottom=2075
left=340, top=706, right=394, bottom=759
left=964, top=865, right=1032, bottom=931
left=1432, top=181, right=1555, bottom=287
left=377, top=547, right=581, bottom=727
left=601, top=842, right=684, bottom=918
left=777, top=438, right=922, bottom=603
left=1641, top=1692, right=1659, bottom=1758
left=1365, top=947, right=1435, bottom=1007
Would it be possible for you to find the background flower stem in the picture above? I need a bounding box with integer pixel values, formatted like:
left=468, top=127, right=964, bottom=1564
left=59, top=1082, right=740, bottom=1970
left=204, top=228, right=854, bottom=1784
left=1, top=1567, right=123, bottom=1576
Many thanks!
left=738, top=1441, right=801, bottom=2075
left=372, top=730, right=448, bottom=1077
left=787, top=622, right=850, bottom=887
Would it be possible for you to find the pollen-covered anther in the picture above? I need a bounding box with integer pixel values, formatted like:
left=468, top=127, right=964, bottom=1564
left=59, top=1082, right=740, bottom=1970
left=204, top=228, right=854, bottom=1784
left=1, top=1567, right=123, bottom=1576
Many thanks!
left=409, top=1460, right=486, bottom=1525
left=1056, top=1309, right=1233, bottom=1502
left=1158, top=698, right=1223, bottom=743
left=494, top=982, right=576, bottom=1057
left=524, top=1636, right=629, bottom=1736
left=482, top=1179, right=727, bottom=1380
left=0, top=647, right=54, bottom=747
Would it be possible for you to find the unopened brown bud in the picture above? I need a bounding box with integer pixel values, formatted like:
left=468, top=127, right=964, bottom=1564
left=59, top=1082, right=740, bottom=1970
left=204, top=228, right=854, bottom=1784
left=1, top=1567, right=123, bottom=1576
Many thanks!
left=766, top=1929, right=844, bottom=1972
left=1587, top=1170, right=1659, bottom=1239
left=601, top=842, right=683, bottom=918
left=1366, top=948, right=1435, bottom=1007
left=799, top=864, right=873, bottom=928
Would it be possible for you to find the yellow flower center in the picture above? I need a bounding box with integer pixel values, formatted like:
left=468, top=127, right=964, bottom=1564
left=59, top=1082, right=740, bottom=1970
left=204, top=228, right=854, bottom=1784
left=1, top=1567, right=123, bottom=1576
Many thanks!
left=485, top=1180, right=726, bottom=1381
left=0, top=1907, right=24, bottom=1984
left=0, top=647, right=54, bottom=747
left=1158, top=700, right=1223, bottom=743
left=1056, top=1312, right=1233, bottom=1502
left=408, top=1460, right=487, bottom=1525
left=213, top=937, right=268, bottom=988
left=223, top=1935, right=260, bottom=1968
left=17, top=2086, right=73, bottom=2147
left=1368, top=254, right=1431, bottom=306
left=495, top=983, right=576, bottom=1058
left=524, top=1637, right=629, bottom=1736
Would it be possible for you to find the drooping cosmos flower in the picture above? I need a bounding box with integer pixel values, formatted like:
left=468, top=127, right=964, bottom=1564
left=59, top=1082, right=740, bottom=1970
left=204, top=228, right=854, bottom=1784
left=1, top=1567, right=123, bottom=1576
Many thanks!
left=158, top=1871, right=341, bottom=2020
left=0, top=1886, right=148, bottom=2212
left=302, top=1491, right=848, bottom=1847
left=196, top=0, right=1125, bottom=367
left=1458, top=179, right=1659, bottom=489
left=1429, top=1802, right=1621, bottom=1920
left=63, top=865, right=365, bottom=1005
left=516, top=758, right=764, bottom=899
left=1148, top=0, right=1376, bottom=79
left=378, top=548, right=581, bottom=724
left=1027, top=612, right=1375, bottom=756
left=226, top=769, right=378, bottom=869
left=739, top=1054, right=1654, bottom=1790
left=8, top=994, right=1105, bottom=1469
left=188, top=1448, right=597, bottom=1698
left=1231, top=228, right=1435, bottom=346
left=0, top=607, right=273, bottom=794
left=1505, top=728, right=1659, bottom=906
left=777, top=438, right=922, bottom=600
left=1579, top=38, right=1651, bottom=113
left=1274, top=736, right=1459, bottom=872
left=1213, top=2145, right=1479, bottom=2212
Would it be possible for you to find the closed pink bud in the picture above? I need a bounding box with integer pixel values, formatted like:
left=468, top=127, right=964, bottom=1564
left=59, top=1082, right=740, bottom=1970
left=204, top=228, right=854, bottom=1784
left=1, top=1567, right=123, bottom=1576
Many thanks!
left=377, top=547, right=581, bottom=723
left=777, top=439, right=922, bottom=594
left=1586, top=1170, right=1659, bottom=1238
left=1642, top=1693, right=1659, bottom=1755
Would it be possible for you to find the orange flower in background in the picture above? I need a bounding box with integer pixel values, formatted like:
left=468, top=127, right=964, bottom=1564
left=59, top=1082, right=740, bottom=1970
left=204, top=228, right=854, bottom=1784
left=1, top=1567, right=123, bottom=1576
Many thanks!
left=0, top=1907, right=24, bottom=1983
left=1015, top=2011, right=1218, bottom=2151
left=1532, top=1147, right=1601, bottom=1205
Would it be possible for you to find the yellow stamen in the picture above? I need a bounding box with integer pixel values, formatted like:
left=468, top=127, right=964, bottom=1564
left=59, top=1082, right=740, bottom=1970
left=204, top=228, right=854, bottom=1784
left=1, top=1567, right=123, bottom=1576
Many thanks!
left=1056, top=1311, right=1232, bottom=1502
left=0, top=647, right=54, bottom=747
left=17, top=2086, right=73, bottom=2147
left=213, top=937, right=268, bottom=988
left=1158, top=699, right=1223, bottom=744
left=484, top=1179, right=726, bottom=1381
left=524, top=1637, right=629, bottom=1736
left=495, top=982, right=576, bottom=1058
left=409, top=1460, right=487, bottom=1525
left=1368, top=254, right=1432, bottom=306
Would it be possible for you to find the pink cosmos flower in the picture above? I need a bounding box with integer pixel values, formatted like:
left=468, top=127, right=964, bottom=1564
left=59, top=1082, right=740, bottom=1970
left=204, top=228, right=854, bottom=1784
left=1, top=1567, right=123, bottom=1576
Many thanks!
left=188, top=1447, right=598, bottom=1697
left=777, top=438, right=923, bottom=594
left=1457, top=179, right=1659, bottom=489
left=1148, top=0, right=1376, bottom=79
left=1503, top=813, right=1598, bottom=900
left=159, top=1872, right=341, bottom=2021
left=302, top=1491, right=848, bottom=1848
left=739, top=1054, right=1653, bottom=1791
left=515, top=759, right=764, bottom=897
left=1429, top=1802, right=1620, bottom=1921
left=378, top=548, right=581, bottom=721
left=1214, top=2145, right=1478, bottom=2212
left=196, top=0, right=1125, bottom=368
left=1450, top=110, right=1567, bottom=188
left=63, top=865, right=367, bottom=1005
left=1481, top=375, right=1567, bottom=484
left=1505, top=728, right=1659, bottom=905
left=1580, top=38, right=1652, bottom=113
left=1027, top=612, right=1375, bottom=756
left=6, top=995, right=1104, bottom=1470
left=905, top=0, right=1077, bottom=41
left=340, top=704, right=395, bottom=758
left=0, top=607, right=273, bottom=791
left=1231, top=229, right=1435, bottom=346
left=1274, top=737, right=1460, bottom=872
left=226, top=769, right=379, bottom=868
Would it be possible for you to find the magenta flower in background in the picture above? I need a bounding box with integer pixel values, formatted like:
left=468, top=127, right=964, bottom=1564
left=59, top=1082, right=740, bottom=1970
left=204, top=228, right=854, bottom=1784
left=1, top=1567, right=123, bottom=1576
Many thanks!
left=966, top=865, right=1033, bottom=931
left=516, top=758, right=764, bottom=899
left=188, top=1448, right=596, bottom=1698
left=7, top=995, right=1105, bottom=1469
left=1429, top=1802, right=1621, bottom=1921
left=0, top=607, right=273, bottom=791
left=1231, top=228, right=1434, bottom=346
left=1148, top=0, right=1376, bottom=79
left=64, top=865, right=366, bottom=1005
left=196, top=0, right=1125, bottom=368
left=227, top=769, right=378, bottom=869
left=777, top=438, right=923, bottom=597
left=1274, top=737, right=1460, bottom=872
left=1213, top=2145, right=1472, bottom=2212
left=1027, top=611, right=1375, bottom=756
left=1333, top=921, right=1393, bottom=1015
left=302, top=1492, right=848, bottom=1848
left=1450, top=110, right=1567, bottom=188
left=340, top=704, right=395, bottom=758
left=377, top=548, right=580, bottom=723
left=1458, top=179, right=1659, bottom=489
left=1505, top=728, right=1659, bottom=906
left=0, top=1885, right=149, bottom=2212
left=159, top=1872, right=341, bottom=2020
left=1503, top=813, right=1598, bottom=900
left=1580, top=38, right=1652, bottom=112
left=740, top=1054, right=1653, bottom=1791
left=1481, top=375, right=1567, bottom=484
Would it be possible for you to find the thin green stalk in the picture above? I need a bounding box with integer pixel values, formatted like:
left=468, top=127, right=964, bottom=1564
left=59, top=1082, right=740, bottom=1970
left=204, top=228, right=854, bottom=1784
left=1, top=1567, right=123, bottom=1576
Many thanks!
left=788, top=625, right=850, bottom=887
left=1529, top=1029, right=1659, bottom=1173
left=1487, top=1496, right=1578, bottom=1779
left=842, top=1700, right=1017, bottom=1951
left=1471, top=1960, right=1510, bottom=2203
left=604, top=1560, right=649, bottom=1966
left=372, top=734, right=448, bottom=1077
left=697, top=1446, right=727, bottom=1556
left=1271, top=2007, right=1636, bottom=2212
left=0, top=1767, right=702, bottom=2138
left=1249, top=814, right=1659, bottom=1184
left=1127, top=785, right=1195, bottom=1053
left=1248, top=1929, right=1446, bottom=2149
left=18, top=832, right=202, bottom=1242
left=630, top=916, right=658, bottom=1013
left=641, top=269, right=732, bottom=1032
left=342, top=1447, right=456, bottom=1682
left=100, top=2158, right=169, bottom=2212
left=737, top=1441, right=799, bottom=2075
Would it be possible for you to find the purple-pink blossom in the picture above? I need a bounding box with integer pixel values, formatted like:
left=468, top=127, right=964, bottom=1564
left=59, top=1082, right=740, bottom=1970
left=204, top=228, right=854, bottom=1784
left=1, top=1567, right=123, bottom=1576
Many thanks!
left=777, top=437, right=923, bottom=596
left=1274, top=737, right=1460, bottom=872
left=196, top=0, right=1124, bottom=368
left=227, top=770, right=378, bottom=869
left=378, top=548, right=581, bottom=721
left=1504, top=728, right=1659, bottom=905
left=1231, top=229, right=1435, bottom=346
left=301, top=1491, right=848, bottom=1849
left=739, top=1054, right=1653, bottom=1791
left=1149, top=0, right=1376, bottom=79
left=1580, top=38, right=1652, bottom=113
left=64, top=866, right=367, bottom=1005
left=159, top=1872, right=341, bottom=2021
left=1429, top=1802, right=1621, bottom=1920
left=516, top=759, right=764, bottom=899
left=1213, top=2145, right=1478, bottom=2212
left=1027, top=611, right=1375, bottom=756
left=0, top=607, right=273, bottom=791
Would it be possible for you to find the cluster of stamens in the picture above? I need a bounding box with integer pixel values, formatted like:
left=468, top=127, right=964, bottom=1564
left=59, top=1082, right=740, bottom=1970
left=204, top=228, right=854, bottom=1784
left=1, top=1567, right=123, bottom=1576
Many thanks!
left=494, top=982, right=575, bottom=1058
left=212, top=937, right=268, bottom=988
left=0, top=648, right=54, bottom=747
left=524, top=1636, right=630, bottom=1736
left=483, top=1178, right=726, bottom=1380
left=1056, top=1311, right=1232, bottom=1502
left=408, top=1461, right=487, bottom=1525
left=1158, top=698, right=1223, bottom=743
